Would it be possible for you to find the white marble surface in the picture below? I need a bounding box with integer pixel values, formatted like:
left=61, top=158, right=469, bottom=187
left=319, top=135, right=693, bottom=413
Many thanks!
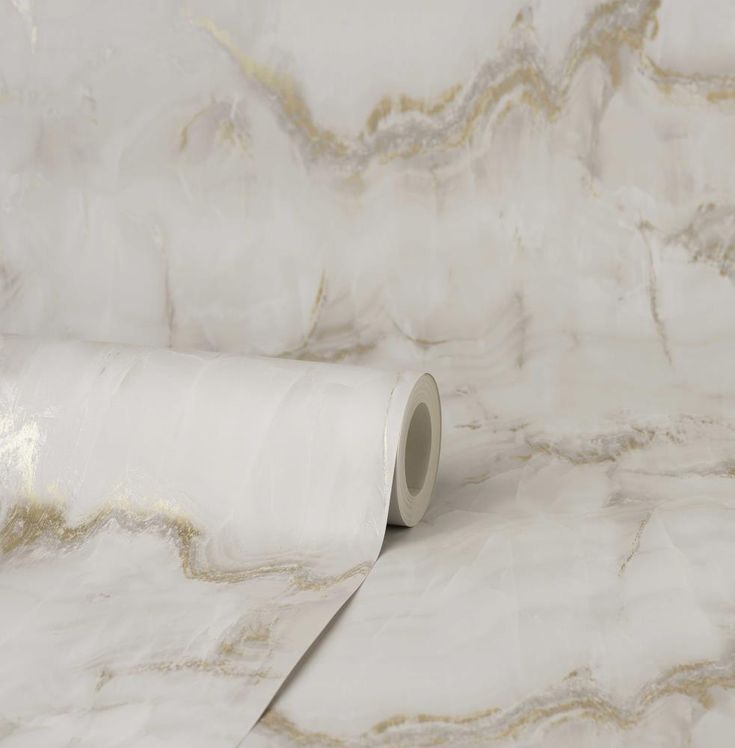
left=0, top=336, right=430, bottom=746
left=2, top=0, right=735, bottom=745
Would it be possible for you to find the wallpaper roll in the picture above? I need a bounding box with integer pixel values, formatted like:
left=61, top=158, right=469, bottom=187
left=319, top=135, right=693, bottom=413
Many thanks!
left=0, top=335, right=440, bottom=746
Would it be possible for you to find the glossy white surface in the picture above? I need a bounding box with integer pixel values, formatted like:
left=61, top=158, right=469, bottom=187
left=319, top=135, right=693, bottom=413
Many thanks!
left=2, top=0, right=735, bottom=744
left=0, top=336, right=434, bottom=745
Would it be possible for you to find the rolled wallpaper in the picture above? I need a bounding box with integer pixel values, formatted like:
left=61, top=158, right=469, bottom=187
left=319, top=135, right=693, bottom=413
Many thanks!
left=0, top=335, right=440, bottom=745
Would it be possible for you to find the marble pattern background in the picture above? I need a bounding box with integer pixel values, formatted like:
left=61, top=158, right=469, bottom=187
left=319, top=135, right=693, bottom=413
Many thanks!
left=1, top=0, right=735, bottom=745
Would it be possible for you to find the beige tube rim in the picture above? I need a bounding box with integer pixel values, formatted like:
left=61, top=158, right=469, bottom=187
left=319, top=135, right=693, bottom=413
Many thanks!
left=388, top=373, right=442, bottom=527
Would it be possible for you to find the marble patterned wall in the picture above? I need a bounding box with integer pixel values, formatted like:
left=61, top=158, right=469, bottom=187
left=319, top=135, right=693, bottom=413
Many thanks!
left=1, top=0, right=733, bottom=369
left=2, top=0, right=735, bottom=745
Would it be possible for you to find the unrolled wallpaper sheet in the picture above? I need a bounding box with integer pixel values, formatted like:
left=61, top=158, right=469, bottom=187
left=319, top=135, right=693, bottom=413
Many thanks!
left=0, top=335, right=440, bottom=745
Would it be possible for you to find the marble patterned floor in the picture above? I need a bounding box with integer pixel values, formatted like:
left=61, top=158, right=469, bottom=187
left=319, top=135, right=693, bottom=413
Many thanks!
left=247, top=336, right=735, bottom=746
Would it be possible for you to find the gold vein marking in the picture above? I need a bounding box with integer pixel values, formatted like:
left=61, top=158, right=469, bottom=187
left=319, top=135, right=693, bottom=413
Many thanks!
left=618, top=512, right=652, bottom=575
left=178, top=103, right=250, bottom=154
left=665, top=203, right=735, bottom=280
left=527, top=425, right=656, bottom=464
left=371, top=706, right=502, bottom=735
left=285, top=339, right=380, bottom=364
left=0, top=501, right=371, bottom=592
left=131, top=657, right=272, bottom=681
left=192, top=17, right=350, bottom=159
left=277, top=270, right=329, bottom=358
left=639, top=222, right=673, bottom=365
left=95, top=616, right=280, bottom=689
left=455, top=421, right=482, bottom=431
left=527, top=414, right=735, bottom=468
left=641, top=54, right=735, bottom=103
left=262, top=713, right=344, bottom=748
left=365, top=84, right=462, bottom=136
left=307, top=270, right=327, bottom=336
left=259, top=657, right=735, bottom=745
left=188, top=0, right=681, bottom=168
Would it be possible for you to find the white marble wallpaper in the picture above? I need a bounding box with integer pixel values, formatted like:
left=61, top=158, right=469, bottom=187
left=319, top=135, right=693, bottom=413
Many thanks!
left=0, top=337, right=431, bottom=747
left=2, top=0, right=735, bottom=745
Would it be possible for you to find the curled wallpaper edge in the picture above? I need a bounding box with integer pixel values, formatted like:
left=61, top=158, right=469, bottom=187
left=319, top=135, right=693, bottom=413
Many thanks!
left=0, top=334, right=441, bottom=745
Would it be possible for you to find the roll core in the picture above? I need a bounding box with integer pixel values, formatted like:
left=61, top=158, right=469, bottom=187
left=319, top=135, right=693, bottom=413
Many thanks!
left=388, top=373, right=442, bottom=527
